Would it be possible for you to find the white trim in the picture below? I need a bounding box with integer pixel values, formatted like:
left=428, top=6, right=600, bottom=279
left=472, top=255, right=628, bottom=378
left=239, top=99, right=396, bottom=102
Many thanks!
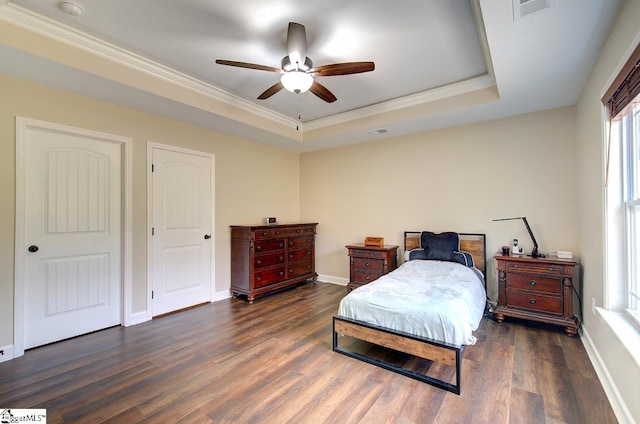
left=213, top=290, right=232, bottom=303
left=317, top=274, right=348, bottom=286
left=581, top=319, right=636, bottom=424
left=0, top=2, right=497, bottom=139
left=146, top=142, right=216, bottom=320
left=13, top=117, right=133, bottom=357
left=0, top=344, right=14, bottom=363
left=126, top=311, right=148, bottom=327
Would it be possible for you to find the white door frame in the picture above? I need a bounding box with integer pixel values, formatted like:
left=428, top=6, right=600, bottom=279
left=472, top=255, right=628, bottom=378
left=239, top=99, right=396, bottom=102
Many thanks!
left=146, top=141, right=215, bottom=320
left=14, top=117, right=133, bottom=358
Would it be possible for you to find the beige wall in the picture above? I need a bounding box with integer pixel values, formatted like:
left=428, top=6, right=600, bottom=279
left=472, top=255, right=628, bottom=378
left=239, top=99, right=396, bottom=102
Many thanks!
left=300, top=106, right=579, bottom=300
left=576, top=0, right=640, bottom=422
left=0, top=74, right=301, bottom=347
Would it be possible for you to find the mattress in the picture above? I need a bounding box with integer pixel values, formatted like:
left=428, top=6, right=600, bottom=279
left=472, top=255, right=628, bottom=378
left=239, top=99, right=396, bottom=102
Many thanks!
left=337, top=259, right=486, bottom=346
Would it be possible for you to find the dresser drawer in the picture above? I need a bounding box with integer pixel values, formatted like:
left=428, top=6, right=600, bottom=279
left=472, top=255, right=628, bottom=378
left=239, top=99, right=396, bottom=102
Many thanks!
left=352, top=257, right=384, bottom=273
left=287, top=261, right=313, bottom=278
left=507, top=273, right=561, bottom=294
left=288, top=236, right=314, bottom=249
left=254, top=229, right=275, bottom=239
left=506, top=289, right=563, bottom=315
left=273, top=226, right=304, bottom=237
left=254, top=239, right=285, bottom=253
left=254, top=267, right=285, bottom=288
left=288, top=248, right=312, bottom=263
left=254, top=251, right=285, bottom=269
left=506, top=261, right=562, bottom=275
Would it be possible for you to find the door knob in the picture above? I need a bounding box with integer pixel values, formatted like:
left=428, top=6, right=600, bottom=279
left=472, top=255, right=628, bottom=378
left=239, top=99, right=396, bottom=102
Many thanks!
left=204, top=234, right=211, bottom=240
left=28, top=245, right=39, bottom=253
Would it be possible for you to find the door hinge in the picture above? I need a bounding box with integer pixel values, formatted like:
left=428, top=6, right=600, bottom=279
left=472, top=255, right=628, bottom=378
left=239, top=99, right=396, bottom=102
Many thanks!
left=152, top=291, right=154, bottom=299
left=152, top=227, right=155, bottom=236
left=152, top=163, right=154, bottom=172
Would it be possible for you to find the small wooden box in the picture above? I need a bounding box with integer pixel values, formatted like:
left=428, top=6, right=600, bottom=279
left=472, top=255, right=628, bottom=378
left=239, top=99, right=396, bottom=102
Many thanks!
left=364, top=237, right=384, bottom=248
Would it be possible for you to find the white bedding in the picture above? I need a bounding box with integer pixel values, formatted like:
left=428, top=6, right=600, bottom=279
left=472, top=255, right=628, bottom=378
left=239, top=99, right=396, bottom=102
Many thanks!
left=337, top=259, right=486, bottom=346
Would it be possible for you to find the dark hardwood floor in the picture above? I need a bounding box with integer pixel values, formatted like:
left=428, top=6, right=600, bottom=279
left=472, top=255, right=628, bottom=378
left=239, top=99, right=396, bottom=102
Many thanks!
left=0, top=282, right=618, bottom=423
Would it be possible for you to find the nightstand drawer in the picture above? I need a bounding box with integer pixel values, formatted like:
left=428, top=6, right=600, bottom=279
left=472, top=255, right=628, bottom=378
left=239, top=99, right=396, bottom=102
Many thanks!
left=349, top=249, right=384, bottom=259
left=506, top=261, right=562, bottom=274
left=506, top=290, right=563, bottom=315
left=353, top=271, right=382, bottom=284
left=507, top=273, right=561, bottom=294
left=353, top=257, right=384, bottom=273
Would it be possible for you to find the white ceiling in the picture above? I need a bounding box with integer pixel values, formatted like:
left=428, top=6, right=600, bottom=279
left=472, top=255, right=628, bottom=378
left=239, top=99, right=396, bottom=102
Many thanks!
left=0, top=0, right=623, bottom=152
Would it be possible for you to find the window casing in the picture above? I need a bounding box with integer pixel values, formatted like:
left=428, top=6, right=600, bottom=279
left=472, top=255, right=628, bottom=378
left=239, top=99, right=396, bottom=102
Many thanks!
left=623, top=105, right=640, bottom=326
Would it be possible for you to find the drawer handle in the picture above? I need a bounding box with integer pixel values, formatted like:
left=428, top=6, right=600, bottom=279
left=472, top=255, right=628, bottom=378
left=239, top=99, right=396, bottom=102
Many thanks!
left=307, top=250, right=311, bottom=255
left=261, top=232, right=267, bottom=236
left=366, top=275, right=371, bottom=280
left=513, top=264, right=518, bottom=268
left=256, top=260, right=261, bottom=265
left=279, top=271, right=284, bottom=276
left=296, top=229, right=301, bottom=233
left=529, top=299, right=536, bottom=305
left=275, top=231, right=280, bottom=235
left=289, top=254, right=293, bottom=259
left=256, top=276, right=261, bottom=281
left=307, top=265, right=311, bottom=269
left=289, top=241, right=293, bottom=246
left=365, top=262, right=370, bottom=267
left=549, top=268, right=555, bottom=271
left=279, top=243, right=284, bottom=248
left=529, top=280, right=536, bottom=286
left=289, top=269, right=293, bottom=273
left=256, top=246, right=261, bottom=251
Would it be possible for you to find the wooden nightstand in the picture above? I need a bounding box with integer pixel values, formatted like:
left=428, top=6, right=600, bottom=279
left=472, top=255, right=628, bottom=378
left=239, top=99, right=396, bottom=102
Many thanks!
left=493, top=254, right=579, bottom=336
left=345, top=244, right=398, bottom=291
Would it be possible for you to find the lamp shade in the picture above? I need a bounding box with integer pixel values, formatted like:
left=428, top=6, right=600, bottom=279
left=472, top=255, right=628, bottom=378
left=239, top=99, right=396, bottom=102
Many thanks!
left=281, top=71, right=313, bottom=93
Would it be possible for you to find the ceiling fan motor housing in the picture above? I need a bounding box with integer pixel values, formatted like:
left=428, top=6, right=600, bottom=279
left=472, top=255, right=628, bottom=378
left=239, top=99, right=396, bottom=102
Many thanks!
left=281, top=56, right=313, bottom=72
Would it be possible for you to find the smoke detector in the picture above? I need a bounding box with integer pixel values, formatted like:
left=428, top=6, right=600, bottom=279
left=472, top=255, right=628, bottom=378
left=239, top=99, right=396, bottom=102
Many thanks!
left=59, top=0, right=84, bottom=17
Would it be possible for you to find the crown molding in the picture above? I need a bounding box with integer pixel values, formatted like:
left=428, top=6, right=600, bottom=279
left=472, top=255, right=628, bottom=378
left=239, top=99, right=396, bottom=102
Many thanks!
left=0, top=2, right=296, bottom=129
left=0, top=1, right=496, bottom=140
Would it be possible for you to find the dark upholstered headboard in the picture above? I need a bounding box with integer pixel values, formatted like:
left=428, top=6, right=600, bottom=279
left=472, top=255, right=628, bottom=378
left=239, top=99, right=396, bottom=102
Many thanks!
left=404, top=231, right=486, bottom=276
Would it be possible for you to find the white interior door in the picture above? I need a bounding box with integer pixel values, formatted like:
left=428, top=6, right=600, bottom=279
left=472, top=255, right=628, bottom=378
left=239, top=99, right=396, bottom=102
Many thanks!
left=151, top=147, right=213, bottom=316
left=22, top=125, right=123, bottom=349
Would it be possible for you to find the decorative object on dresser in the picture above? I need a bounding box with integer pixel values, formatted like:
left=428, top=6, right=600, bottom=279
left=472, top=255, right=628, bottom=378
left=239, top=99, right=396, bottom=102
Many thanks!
left=493, top=254, right=579, bottom=336
left=345, top=243, right=398, bottom=291
left=230, top=223, right=317, bottom=303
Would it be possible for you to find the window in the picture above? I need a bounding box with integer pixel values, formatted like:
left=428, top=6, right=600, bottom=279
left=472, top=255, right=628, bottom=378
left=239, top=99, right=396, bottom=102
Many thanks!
left=622, top=104, right=640, bottom=325
left=603, top=42, right=640, bottom=328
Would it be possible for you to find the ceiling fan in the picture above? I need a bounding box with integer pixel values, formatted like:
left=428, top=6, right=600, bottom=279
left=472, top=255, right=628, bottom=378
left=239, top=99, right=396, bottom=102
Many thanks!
left=216, top=22, right=374, bottom=103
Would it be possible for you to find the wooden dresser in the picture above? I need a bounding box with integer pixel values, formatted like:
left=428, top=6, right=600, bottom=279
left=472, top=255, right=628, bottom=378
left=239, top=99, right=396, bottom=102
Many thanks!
left=231, top=223, right=317, bottom=303
left=345, top=244, right=398, bottom=291
left=493, top=254, right=579, bottom=336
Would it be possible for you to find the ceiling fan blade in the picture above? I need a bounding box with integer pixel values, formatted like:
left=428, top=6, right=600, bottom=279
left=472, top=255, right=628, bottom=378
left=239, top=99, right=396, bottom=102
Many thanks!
left=311, top=62, right=375, bottom=76
left=257, top=81, right=284, bottom=100
left=287, top=22, right=307, bottom=69
left=215, top=60, right=282, bottom=73
left=309, top=81, right=337, bottom=103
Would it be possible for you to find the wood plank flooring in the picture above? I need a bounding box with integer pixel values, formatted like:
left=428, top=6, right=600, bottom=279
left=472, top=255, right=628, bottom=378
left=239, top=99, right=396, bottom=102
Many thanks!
left=0, top=282, right=618, bottom=423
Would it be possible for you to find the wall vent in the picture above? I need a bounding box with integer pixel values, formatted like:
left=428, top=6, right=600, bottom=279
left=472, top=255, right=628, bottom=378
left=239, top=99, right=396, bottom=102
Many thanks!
left=513, top=0, right=554, bottom=20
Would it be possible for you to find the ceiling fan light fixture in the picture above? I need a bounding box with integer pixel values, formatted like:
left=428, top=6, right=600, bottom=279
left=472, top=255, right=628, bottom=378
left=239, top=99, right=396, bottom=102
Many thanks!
left=281, top=71, right=313, bottom=94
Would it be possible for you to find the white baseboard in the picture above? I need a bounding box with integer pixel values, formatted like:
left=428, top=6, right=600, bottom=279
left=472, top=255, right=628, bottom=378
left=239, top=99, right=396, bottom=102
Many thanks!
left=125, top=311, right=149, bottom=327
left=318, top=274, right=348, bottom=286
left=580, top=326, right=635, bottom=424
left=213, top=290, right=232, bottom=302
left=0, top=344, right=15, bottom=363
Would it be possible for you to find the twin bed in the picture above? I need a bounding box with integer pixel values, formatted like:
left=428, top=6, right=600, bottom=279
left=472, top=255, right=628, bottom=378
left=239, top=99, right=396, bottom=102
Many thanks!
left=332, top=231, right=487, bottom=395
